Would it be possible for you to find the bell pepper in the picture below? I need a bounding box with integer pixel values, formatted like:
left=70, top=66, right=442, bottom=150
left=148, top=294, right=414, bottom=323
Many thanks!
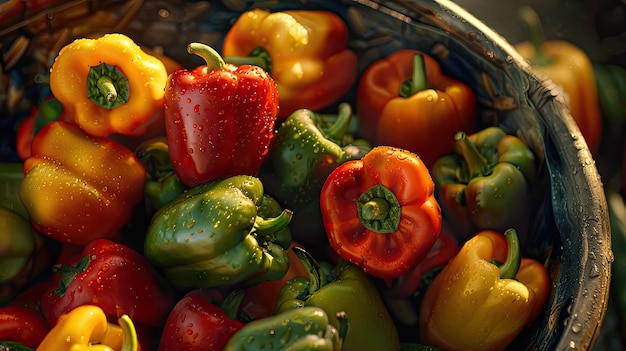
left=158, top=289, right=244, bottom=351
left=419, top=229, right=550, bottom=351
left=223, top=306, right=347, bottom=351
left=319, top=145, right=442, bottom=280
left=356, top=50, right=477, bottom=168
left=0, top=206, right=49, bottom=305
left=222, top=8, right=357, bottom=119
left=263, top=103, right=364, bottom=251
left=18, top=121, right=146, bottom=245
left=0, top=305, right=50, bottom=348
left=37, top=305, right=139, bottom=351
left=144, top=175, right=292, bottom=289
left=164, top=43, right=279, bottom=187
left=431, top=127, right=536, bottom=244
left=515, top=6, right=602, bottom=153
left=49, top=33, right=168, bottom=138
left=276, top=247, right=400, bottom=351
left=135, top=137, right=186, bottom=211
left=40, top=239, right=176, bottom=330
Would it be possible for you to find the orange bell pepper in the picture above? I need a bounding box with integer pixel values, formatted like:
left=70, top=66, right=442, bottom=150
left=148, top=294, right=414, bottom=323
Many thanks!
left=19, top=121, right=145, bottom=245
left=221, top=8, right=357, bottom=119
left=419, top=229, right=550, bottom=351
left=515, top=6, right=602, bottom=153
left=49, top=33, right=168, bottom=138
left=357, top=50, right=477, bottom=168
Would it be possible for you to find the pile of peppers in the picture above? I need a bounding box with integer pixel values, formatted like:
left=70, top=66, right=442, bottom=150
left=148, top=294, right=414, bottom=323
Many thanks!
left=0, top=7, right=554, bottom=351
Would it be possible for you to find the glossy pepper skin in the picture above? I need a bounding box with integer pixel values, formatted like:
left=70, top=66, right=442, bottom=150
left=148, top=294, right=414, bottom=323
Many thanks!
left=165, top=43, right=279, bottom=187
left=18, top=121, right=146, bottom=245
left=263, top=103, right=362, bottom=250
left=419, top=229, right=550, bottom=351
left=0, top=305, right=50, bottom=348
left=431, top=127, right=536, bottom=243
left=37, top=305, right=139, bottom=351
left=224, top=306, right=346, bottom=351
left=357, top=50, right=477, bottom=168
left=320, top=145, right=442, bottom=280
left=158, top=289, right=244, bottom=351
left=0, top=207, right=48, bottom=304
left=40, top=239, right=176, bottom=330
left=222, top=9, right=357, bottom=119
left=515, top=6, right=602, bottom=153
left=49, top=33, right=168, bottom=137
left=276, top=248, right=400, bottom=351
left=144, top=175, right=292, bottom=289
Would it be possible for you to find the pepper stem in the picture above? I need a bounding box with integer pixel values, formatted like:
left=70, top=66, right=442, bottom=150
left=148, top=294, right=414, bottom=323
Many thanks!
left=454, top=131, right=491, bottom=179
left=220, top=289, right=245, bottom=320
left=223, top=46, right=272, bottom=73
left=498, top=228, right=522, bottom=279
left=292, top=246, right=322, bottom=296
left=357, top=184, right=401, bottom=233
left=87, top=63, right=129, bottom=109
left=118, top=314, right=139, bottom=351
left=53, top=255, right=91, bottom=297
left=187, top=43, right=226, bottom=71
left=399, top=54, right=428, bottom=97
left=518, top=6, right=554, bottom=67
left=254, top=209, right=293, bottom=237
left=323, top=103, right=353, bottom=144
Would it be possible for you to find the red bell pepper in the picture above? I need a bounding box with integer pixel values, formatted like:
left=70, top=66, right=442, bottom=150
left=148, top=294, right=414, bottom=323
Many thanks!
left=158, top=289, right=244, bottom=351
left=164, top=43, right=279, bottom=187
left=319, top=145, right=442, bottom=281
left=357, top=50, right=477, bottom=167
left=40, top=239, right=176, bottom=330
left=19, top=121, right=145, bottom=245
left=0, top=305, right=50, bottom=348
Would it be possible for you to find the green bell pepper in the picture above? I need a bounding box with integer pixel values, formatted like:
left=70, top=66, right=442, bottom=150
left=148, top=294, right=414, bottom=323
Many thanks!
left=0, top=206, right=48, bottom=304
left=144, top=175, right=292, bottom=289
left=431, top=127, right=536, bottom=243
left=263, top=103, right=369, bottom=252
left=223, top=306, right=347, bottom=351
left=135, top=137, right=186, bottom=211
left=0, top=163, right=29, bottom=219
left=276, top=247, right=400, bottom=351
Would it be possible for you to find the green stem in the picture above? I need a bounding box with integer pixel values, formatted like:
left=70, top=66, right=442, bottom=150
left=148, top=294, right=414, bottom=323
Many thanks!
left=399, top=54, right=428, bottom=97
left=518, top=6, right=554, bottom=67
left=187, top=43, right=226, bottom=71
left=53, top=255, right=90, bottom=297
left=254, top=209, right=293, bottom=237
left=223, top=47, right=272, bottom=73
left=454, top=131, right=491, bottom=179
left=97, top=76, right=117, bottom=103
left=361, top=198, right=391, bottom=221
left=220, top=289, right=245, bottom=320
left=335, top=311, right=350, bottom=345
left=358, top=184, right=401, bottom=233
left=498, top=228, right=522, bottom=279
left=118, top=314, right=139, bottom=351
left=324, top=103, right=352, bottom=143
left=87, top=63, right=129, bottom=109
left=292, top=246, right=322, bottom=296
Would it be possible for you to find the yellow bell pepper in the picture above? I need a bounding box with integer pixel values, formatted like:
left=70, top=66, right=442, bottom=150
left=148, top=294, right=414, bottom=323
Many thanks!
left=49, top=33, right=168, bottom=138
left=222, top=9, right=358, bottom=119
left=514, top=6, right=602, bottom=153
left=419, top=229, right=550, bottom=351
left=36, top=305, right=138, bottom=351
